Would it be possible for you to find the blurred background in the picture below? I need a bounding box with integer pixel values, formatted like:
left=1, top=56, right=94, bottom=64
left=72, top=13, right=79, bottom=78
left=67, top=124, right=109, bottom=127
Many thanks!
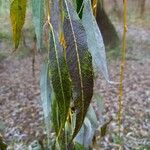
left=0, top=0, right=150, bottom=149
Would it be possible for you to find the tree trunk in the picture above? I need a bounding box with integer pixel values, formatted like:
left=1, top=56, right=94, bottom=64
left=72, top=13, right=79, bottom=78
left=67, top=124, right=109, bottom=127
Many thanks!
left=96, top=0, right=119, bottom=49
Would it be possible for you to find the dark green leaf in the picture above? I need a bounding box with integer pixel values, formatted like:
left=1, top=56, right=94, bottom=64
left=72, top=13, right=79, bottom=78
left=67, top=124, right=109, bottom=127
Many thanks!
left=10, top=0, right=27, bottom=49
left=100, top=118, right=113, bottom=138
left=31, top=0, right=44, bottom=50
left=63, top=0, right=94, bottom=140
left=49, top=25, right=72, bottom=136
left=76, top=0, right=83, bottom=18
left=51, top=97, right=60, bottom=138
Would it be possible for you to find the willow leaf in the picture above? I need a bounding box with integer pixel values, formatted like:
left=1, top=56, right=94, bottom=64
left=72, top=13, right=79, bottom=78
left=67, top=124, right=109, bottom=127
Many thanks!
left=76, top=0, right=83, bottom=18
left=63, top=0, right=93, bottom=140
left=100, top=118, right=112, bottom=138
left=31, top=0, right=44, bottom=50
left=82, top=0, right=110, bottom=82
left=40, top=60, right=52, bottom=137
left=50, top=0, right=59, bottom=33
left=51, top=97, right=60, bottom=138
left=49, top=25, right=72, bottom=136
left=10, top=0, right=27, bottom=49
left=75, top=105, right=99, bottom=147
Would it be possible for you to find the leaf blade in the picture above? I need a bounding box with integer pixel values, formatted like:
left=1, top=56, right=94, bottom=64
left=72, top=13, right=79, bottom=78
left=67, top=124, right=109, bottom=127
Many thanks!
left=10, top=0, right=27, bottom=49
left=82, top=0, right=110, bottom=82
left=49, top=25, right=72, bottom=136
left=63, top=0, right=94, bottom=140
left=31, top=0, right=44, bottom=50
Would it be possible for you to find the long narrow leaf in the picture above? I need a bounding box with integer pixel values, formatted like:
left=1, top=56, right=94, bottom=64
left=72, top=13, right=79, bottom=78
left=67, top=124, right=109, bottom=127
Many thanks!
left=50, top=0, right=60, bottom=34
left=40, top=60, right=52, bottom=137
left=76, top=0, right=83, bottom=18
left=31, top=0, right=44, bottom=50
left=75, top=104, right=99, bottom=147
left=49, top=24, right=72, bottom=136
left=82, top=0, right=110, bottom=82
left=10, top=0, right=27, bottom=49
left=63, top=0, right=94, bottom=140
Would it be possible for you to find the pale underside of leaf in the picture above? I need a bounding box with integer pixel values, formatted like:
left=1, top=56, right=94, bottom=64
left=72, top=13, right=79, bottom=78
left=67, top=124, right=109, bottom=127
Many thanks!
left=40, top=60, right=52, bottom=136
left=75, top=117, right=92, bottom=147
left=31, top=0, right=44, bottom=50
left=10, top=0, right=27, bottom=49
left=82, top=0, right=110, bottom=82
left=63, top=0, right=93, bottom=140
left=75, top=104, right=99, bottom=147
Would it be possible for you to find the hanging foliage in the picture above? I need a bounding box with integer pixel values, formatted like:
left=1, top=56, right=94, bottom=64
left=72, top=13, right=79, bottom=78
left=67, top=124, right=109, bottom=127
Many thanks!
left=9, top=0, right=116, bottom=149
left=63, top=0, right=94, bottom=141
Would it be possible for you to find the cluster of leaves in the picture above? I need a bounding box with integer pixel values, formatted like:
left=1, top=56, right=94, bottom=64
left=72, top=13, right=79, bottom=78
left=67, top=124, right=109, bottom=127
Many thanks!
left=10, top=0, right=111, bottom=149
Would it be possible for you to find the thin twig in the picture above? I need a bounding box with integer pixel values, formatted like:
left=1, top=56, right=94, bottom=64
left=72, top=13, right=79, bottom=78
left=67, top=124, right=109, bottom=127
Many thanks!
left=118, top=0, right=127, bottom=142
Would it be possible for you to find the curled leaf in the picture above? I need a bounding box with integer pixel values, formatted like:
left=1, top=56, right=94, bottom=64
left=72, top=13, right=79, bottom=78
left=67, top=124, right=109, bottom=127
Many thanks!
left=40, top=60, right=52, bottom=140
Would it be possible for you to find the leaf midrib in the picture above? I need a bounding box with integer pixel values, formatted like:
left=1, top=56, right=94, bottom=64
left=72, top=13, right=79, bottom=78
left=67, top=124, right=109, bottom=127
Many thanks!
left=50, top=25, right=67, bottom=136
left=64, top=0, right=84, bottom=119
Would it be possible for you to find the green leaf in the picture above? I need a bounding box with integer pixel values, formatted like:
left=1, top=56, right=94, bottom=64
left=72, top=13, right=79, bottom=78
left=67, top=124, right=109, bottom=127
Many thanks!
left=49, top=25, right=72, bottom=136
left=82, top=0, right=110, bottom=82
left=31, top=0, right=44, bottom=51
left=75, top=117, right=92, bottom=148
left=74, top=142, right=85, bottom=150
left=100, top=118, right=113, bottom=138
left=76, top=0, right=83, bottom=18
left=63, top=0, right=94, bottom=140
left=40, top=60, right=52, bottom=138
left=51, top=97, right=60, bottom=138
left=0, top=135, right=7, bottom=150
left=10, top=0, right=27, bottom=49
left=86, top=104, right=99, bottom=131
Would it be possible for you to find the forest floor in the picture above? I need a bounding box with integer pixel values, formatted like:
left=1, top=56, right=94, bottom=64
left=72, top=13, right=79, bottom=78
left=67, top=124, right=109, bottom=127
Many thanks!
left=0, top=24, right=150, bottom=149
